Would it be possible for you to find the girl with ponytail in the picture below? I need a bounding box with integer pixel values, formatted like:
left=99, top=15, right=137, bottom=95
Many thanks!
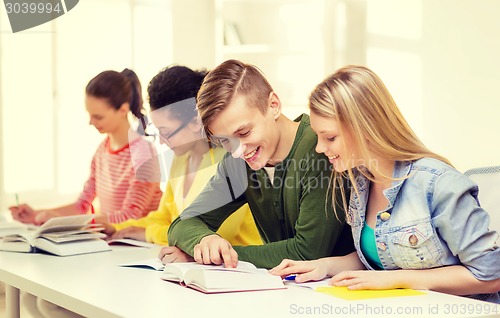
left=10, top=69, right=162, bottom=226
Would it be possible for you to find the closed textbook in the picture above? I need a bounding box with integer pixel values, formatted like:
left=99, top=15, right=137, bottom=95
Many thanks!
left=160, top=261, right=285, bottom=293
left=0, top=214, right=111, bottom=256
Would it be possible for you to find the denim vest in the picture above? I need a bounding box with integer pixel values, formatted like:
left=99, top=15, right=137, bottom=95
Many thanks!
left=348, top=158, right=500, bottom=303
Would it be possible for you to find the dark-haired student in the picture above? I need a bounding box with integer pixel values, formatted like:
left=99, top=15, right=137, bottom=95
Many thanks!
left=105, top=65, right=262, bottom=249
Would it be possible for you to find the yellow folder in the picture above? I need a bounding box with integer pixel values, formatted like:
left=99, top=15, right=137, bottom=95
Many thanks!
left=315, top=286, right=426, bottom=300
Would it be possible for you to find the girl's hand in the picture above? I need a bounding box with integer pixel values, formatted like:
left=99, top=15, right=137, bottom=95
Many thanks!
left=34, top=209, right=60, bottom=225
left=330, top=270, right=405, bottom=290
left=269, top=259, right=330, bottom=283
left=101, top=223, right=116, bottom=237
left=94, top=214, right=108, bottom=225
left=9, top=204, right=36, bottom=224
left=110, top=226, right=146, bottom=242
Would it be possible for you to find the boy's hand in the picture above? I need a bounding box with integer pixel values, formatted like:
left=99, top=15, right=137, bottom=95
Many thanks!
left=193, top=234, right=238, bottom=268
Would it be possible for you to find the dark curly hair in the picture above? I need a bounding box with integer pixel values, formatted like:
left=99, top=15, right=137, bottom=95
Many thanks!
left=147, top=65, right=208, bottom=123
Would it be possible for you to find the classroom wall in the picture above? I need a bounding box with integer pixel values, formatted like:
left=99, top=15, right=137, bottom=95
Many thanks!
left=420, top=0, right=500, bottom=171
left=334, top=0, right=500, bottom=172
left=171, top=0, right=216, bottom=70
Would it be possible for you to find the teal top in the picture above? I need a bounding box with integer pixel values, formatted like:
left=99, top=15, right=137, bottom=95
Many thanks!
left=168, top=114, right=354, bottom=269
left=360, top=221, right=383, bottom=269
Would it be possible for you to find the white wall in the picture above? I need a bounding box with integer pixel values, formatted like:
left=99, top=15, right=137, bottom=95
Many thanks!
left=171, top=0, right=216, bottom=70
left=337, top=0, right=500, bottom=172
left=420, top=0, right=500, bottom=171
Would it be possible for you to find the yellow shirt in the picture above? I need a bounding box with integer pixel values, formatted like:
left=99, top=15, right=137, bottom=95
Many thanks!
left=113, top=147, right=262, bottom=246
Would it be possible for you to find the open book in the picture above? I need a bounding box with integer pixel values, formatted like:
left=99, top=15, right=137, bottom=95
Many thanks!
left=160, top=261, right=285, bottom=293
left=0, top=214, right=111, bottom=256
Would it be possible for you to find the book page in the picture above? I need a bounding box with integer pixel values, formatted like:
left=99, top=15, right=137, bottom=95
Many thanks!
left=162, top=260, right=258, bottom=281
left=41, top=232, right=106, bottom=243
left=36, top=214, right=95, bottom=235
left=160, top=261, right=284, bottom=293
left=162, top=263, right=209, bottom=281
left=183, top=266, right=284, bottom=293
left=107, top=238, right=157, bottom=248
left=1, top=230, right=37, bottom=245
left=40, top=227, right=104, bottom=238
left=0, top=219, right=32, bottom=237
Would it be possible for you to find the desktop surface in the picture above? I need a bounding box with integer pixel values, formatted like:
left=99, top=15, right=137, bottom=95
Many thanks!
left=0, top=246, right=499, bottom=318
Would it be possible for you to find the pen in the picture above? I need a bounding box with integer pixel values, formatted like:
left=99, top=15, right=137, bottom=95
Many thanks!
left=15, top=193, right=19, bottom=207
left=90, top=204, right=95, bottom=224
left=284, top=275, right=296, bottom=281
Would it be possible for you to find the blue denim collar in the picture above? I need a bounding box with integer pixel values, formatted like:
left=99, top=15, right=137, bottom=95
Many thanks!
left=350, top=161, right=413, bottom=218
left=382, top=161, right=412, bottom=209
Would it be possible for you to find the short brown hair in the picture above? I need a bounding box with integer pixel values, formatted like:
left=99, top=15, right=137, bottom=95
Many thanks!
left=197, top=59, right=273, bottom=138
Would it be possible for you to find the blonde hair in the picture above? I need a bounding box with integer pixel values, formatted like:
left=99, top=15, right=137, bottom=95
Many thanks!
left=197, top=59, right=273, bottom=139
left=309, top=65, right=451, bottom=221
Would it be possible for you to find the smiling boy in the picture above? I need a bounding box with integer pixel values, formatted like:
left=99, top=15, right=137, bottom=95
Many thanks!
left=167, top=59, right=354, bottom=269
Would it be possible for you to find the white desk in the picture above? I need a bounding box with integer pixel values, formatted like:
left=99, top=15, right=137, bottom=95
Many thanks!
left=1, top=247, right=499, bottom=318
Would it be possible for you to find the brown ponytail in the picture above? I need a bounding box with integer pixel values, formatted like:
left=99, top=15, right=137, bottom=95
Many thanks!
left=86, top=69, right=144, bottom=119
